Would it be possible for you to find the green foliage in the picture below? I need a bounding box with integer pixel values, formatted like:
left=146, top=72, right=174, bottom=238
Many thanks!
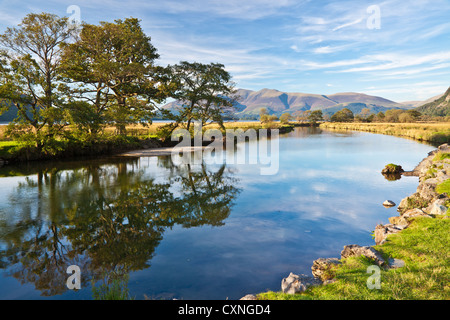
left=436, top=179, right=450, bottom=194
left=0, top=140, right=21, bottom=158
left=330, top=108, right=353, bottom=122
left=162, top=61, right=237, bottom=132
left=279, top=112, right=293, bottom=124
left=416, top=87, right=450, bottom=117
left=308, top=110, right=323, bottom=124
left=60, top=18, right=162, bottom=135
left=92, top=274, right=133, bottom=300
left=260, top=114, right=278, bottom=124
left=433, top=152, right=450, bottom=162
left=403, top=195, right=430, bottom=212
left=0, top=13, right=77, bottom=149
left=1, top=12, right=240, bottom=156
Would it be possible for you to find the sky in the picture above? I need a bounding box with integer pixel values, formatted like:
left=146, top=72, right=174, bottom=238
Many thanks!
left=1, top=0, right=450, bottom=102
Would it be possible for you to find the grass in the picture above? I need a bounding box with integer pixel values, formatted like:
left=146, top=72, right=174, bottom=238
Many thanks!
left=433, top=152, right=450, bottom=162
left=258, top=216, right=450, bottom=300
left=436, top=179, right=450, bottom=194
left=0, top=140, right=21, bottom=158
left=319, top=122, right=450, bottom=144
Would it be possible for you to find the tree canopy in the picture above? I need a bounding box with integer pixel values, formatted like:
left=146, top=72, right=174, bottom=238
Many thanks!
left=0, top=13, right=78, bottom=151
left=162, top=61, right=237, bottom=132
left=331, top=108, right=354, bottom=122
left=0, top=12, right=237, bottom=152
left=60, top=18, right=164, bottom=135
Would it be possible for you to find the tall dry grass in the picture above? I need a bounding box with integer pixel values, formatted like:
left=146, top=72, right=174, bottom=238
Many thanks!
left=320, top=122, right=450, bottom=144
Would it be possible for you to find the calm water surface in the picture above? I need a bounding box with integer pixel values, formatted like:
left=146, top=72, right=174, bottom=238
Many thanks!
left=0, top=128, right=435, bottom=300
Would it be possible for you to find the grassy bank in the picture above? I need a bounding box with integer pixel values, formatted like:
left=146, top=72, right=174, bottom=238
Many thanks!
left=256, top=149, right=450, bottom=300
left=258, top=215, right=449, bottom=300
left=0, top=121, right=294, bottom=163
left=319, top=122, right=450, bottom=144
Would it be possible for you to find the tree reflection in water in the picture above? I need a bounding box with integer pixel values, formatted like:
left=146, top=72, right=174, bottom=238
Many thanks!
left=0, top=157, right=240, bottom=298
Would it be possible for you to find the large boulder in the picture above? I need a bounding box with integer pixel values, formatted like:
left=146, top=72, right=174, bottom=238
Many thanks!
left=429, top=201, right=448, bottom=215
left=340, top=245, right=386, bottom=266
left=281, top=273, right=322, bottom=294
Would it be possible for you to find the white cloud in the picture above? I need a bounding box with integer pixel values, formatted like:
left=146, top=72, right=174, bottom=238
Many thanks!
left=332, top=18, right=364, bottom=32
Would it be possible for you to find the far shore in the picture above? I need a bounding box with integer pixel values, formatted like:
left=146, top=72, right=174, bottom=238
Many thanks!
left=320, top=122, right=450, bottom=145
left=1, top=121, right=448, bottom=165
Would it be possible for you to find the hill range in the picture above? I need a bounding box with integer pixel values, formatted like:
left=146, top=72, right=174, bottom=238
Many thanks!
left=1, top=87, right=448, bottom=122
left=162, top=87, right=449, bottom=119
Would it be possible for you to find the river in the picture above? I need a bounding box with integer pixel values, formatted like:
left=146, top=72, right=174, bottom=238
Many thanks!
left=0, top=127, right=435, bottom=300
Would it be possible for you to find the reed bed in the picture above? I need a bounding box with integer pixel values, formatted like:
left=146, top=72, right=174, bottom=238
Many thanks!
left=320, top=122, right=450, bottom=144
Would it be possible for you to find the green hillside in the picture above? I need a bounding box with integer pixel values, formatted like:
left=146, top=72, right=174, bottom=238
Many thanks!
left=416, top=87, right=450, bottom=116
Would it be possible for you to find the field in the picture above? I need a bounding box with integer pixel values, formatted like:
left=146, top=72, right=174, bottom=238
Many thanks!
left=320, top=122, right=450, bottom=144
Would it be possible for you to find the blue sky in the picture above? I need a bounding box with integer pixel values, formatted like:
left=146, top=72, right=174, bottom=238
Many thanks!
left=1, top=0, right=450, bottom=102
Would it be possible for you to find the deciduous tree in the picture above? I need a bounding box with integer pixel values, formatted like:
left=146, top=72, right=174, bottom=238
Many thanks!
left=60, top=18, right=164, bottom=135
left=162, top=61, right=237, bottom=132
left=0, top=13, right=77, bottom=151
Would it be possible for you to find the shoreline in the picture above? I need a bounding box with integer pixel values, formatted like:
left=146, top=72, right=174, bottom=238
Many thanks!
left=243, top=143, right=450, bottom=300
left=319, top=122, right=450, bottom=145
left=0, top=123, right=299, bottom=166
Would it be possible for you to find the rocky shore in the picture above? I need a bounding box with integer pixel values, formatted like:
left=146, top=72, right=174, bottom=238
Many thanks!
left=241, top=143, right=450, bottom=300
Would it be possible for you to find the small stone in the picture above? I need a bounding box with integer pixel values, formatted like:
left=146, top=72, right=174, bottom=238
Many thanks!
left=388, top=258, right=405, bottom=269
left=240, top=294, right=258, bottom=300
left=383, top=200, right=396, bottom=207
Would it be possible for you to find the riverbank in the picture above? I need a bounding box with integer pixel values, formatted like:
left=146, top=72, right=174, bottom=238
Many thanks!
left=245, top=144, right=450, bottom=300
left=0, top=122, right=297, bottom=165
left=319, top=122, right=450, bottom=145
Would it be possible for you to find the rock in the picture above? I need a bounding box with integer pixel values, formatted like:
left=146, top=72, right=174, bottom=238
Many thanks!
left=402, top=208, right=430, bottom=218
left=429, top=201, right=448, bottom=215
left=397, top=196, right=411, bottom=213
left=416, top=181, right=439, bottom=201
left=382, top=164, right=404, bottom=174
left=383, top=200, right=396, bottom=207
left=374, top=224, right=405, bottom=245
left=311, top=258, right=341, bottom=281
left=281, top=273, right=322, bottom=294
left=397, top=193, right=429, bottom=213
left=382, top=173, right=402, bottom=181
left=322, top=279, right=337, bottom=285
left=388, top=215, right=409, bottom=227
left=435, top=171, right=450, bottom=183
left=240, top=294, right=258, bottom=300
left=438, top=143, right=450, bottom=152
left=340, top=244, right=386, bottom=266
left=388, top=258, right=405, bottom=269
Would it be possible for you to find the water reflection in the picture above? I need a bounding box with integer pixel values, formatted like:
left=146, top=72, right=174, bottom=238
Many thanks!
left=0, top=158, right=240, bottom=297
left=382, top=172, right=402, bottom=181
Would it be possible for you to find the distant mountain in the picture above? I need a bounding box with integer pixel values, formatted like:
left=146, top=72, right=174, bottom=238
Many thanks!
left=0, top=102, right=21, bottom=122
left=401, top=93, right=445, bottom=109
left=161, top=88, right=407, bottom=118
left=416, top=87, right=450, bottom=117
left=0, top=102, right=35, bottom=123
